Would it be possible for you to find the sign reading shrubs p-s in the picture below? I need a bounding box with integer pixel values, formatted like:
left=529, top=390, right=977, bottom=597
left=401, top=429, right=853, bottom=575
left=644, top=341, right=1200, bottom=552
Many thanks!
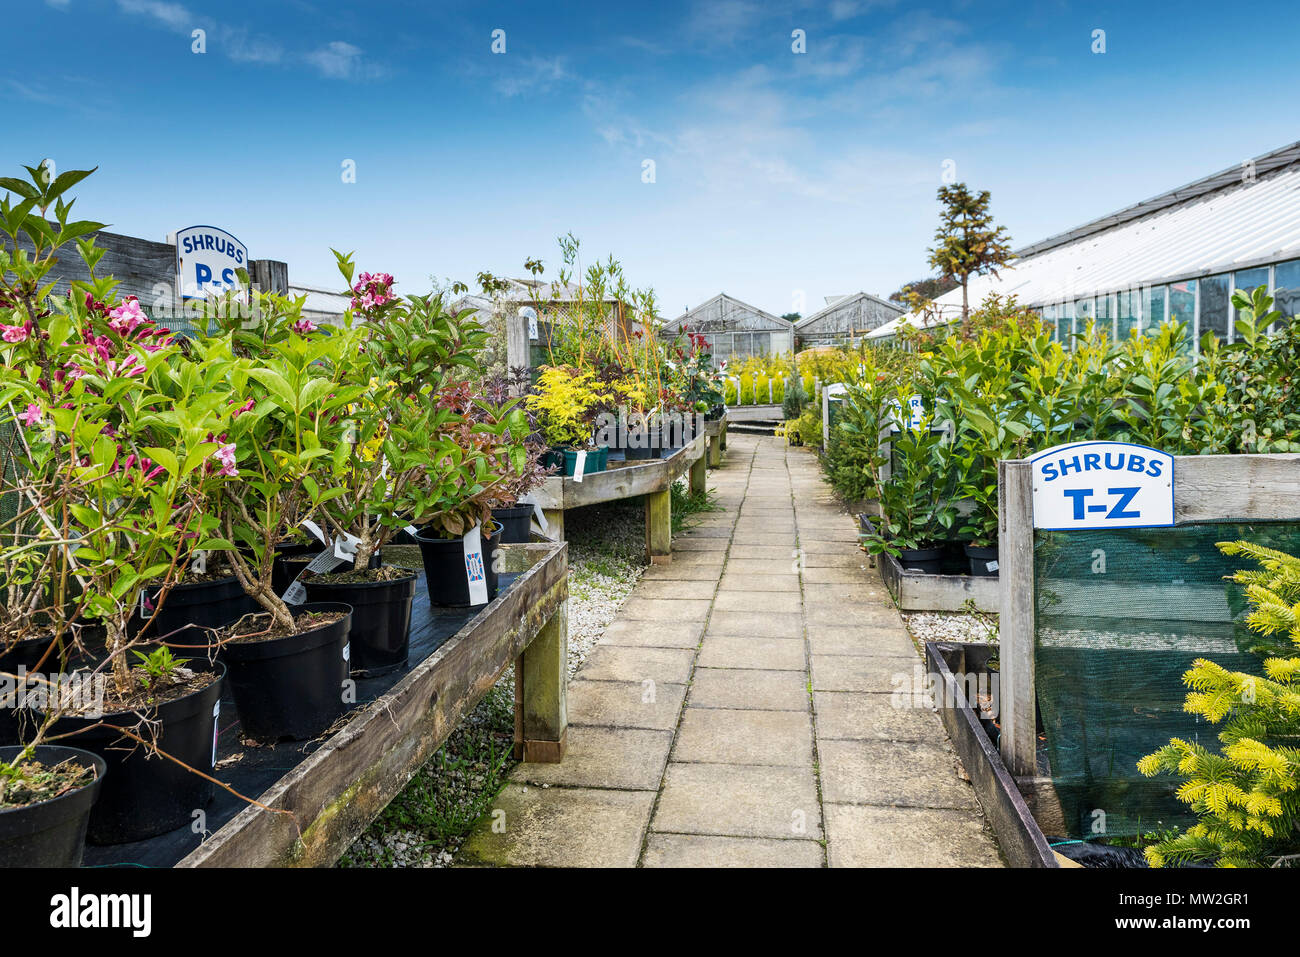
left=174, top=225, right=247, bottom=301
left=1030, top=441, right=1174, bottom=530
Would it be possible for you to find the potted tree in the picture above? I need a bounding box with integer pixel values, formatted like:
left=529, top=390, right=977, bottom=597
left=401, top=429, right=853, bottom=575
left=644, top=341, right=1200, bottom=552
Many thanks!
left=195, top=286, right=366, bottom=741
left=303, top=256, right=502, bottom=674
left=1, top=163, right=238, bottom=844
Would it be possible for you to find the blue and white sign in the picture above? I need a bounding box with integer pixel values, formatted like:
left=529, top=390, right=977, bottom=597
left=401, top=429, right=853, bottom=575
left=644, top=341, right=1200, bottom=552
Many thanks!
left=174, top=225, right=247, bottom=300
left=1030, top=441, right=1174, bottom=530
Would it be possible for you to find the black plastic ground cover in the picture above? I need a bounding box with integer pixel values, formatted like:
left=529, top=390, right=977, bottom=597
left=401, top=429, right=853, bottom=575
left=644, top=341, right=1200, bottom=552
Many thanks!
left=81, top=570, right=523, bottom=868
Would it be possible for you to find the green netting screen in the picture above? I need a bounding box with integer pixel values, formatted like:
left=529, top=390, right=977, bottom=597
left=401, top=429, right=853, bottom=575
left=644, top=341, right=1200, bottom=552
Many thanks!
left=1033, top=520, right=1300, bottom=839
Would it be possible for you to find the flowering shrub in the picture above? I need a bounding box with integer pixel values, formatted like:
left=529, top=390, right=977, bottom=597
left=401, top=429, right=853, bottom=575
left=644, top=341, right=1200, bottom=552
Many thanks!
left=195, top=286, right=364, bottom=631
left=315, top=253, right=526, bottom=559
left=0, top=165, right=234, bottom=699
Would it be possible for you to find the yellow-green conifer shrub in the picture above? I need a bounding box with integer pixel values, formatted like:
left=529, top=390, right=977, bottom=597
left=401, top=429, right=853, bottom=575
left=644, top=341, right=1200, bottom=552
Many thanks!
left=1138, top=540, right=1300, bottom=867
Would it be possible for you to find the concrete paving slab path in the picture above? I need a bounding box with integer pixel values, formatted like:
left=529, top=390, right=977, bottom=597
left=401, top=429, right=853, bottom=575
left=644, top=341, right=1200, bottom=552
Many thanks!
left=458, top=434, right=1003, bottom=868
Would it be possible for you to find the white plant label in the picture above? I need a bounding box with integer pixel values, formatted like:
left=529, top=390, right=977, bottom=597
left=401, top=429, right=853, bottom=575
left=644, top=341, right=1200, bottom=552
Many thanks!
left=986, top=560, right=999, bottom=572
left=519, top=493, right=549, bottom=535
left=1030, top=441, right=1174, bottom=530
left=211, top=701, right=220, bottom=768
left=342, top=642, right=351, bottom=662
left=463, top=524, right=489, bottom=606
left=573, top=450, right=587, bottom=483
left=301, top=519, right=327, bottom=544
left=404, top=525, right=418, bottom=536
left=283, top=548, right=348, bottom=604
left=334, top=532, right=361, bottom=561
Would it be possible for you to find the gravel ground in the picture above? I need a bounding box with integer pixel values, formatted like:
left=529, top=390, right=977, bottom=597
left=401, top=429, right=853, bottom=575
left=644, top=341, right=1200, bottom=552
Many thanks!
left=903, top=611, right=1000, bottom=646
left=341, top=498, right=648, bottom=868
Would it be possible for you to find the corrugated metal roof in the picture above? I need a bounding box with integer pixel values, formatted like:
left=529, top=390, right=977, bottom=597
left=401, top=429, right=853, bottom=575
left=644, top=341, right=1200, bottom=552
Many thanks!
left=290, top=285, right=350, bottom=316
left=926, top=148, right=1300, bottom=319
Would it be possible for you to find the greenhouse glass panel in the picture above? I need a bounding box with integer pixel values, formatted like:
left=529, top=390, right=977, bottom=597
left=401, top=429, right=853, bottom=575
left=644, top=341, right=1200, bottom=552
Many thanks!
left=1200, top=274, right=1230, bottom=343
left=1168, top=279, right=1196, bottom=353
left=712, top=333, right=733, bottom=358
left=1095, top=293, right=1114, bottom=339
left=1271, top=260, right=1300, bottom=332
left=1141, top=285, right=1166, bottom=336
left=1074, top=297, right=1094, bottom=338
left=1116, top=290, right=1139, bottom=339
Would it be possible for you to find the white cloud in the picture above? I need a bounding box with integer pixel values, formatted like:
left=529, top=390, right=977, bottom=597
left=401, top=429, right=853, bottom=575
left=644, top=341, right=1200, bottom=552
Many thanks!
left=116, top=0, right=191, bottom=31
left=305, top=40, right=363, bottom=79
left=493, top=55, right=569, bottom=97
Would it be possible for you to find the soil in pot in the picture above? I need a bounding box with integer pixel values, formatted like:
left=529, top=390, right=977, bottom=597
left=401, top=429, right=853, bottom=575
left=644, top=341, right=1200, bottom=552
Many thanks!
left=965, top=543, right=999, bottom=577
left=898, top=545, right=944, bottom=575
left=491, top=504, right=534, bottom=545
left=414, top=526, right=500, bottom=607
left=0, top=745, right=105, bottom=867
left=220, top=604, right=352, bottom=742
left=302, top=568, right=416, bottom=678
left=43, top=662, right=224, bottom=845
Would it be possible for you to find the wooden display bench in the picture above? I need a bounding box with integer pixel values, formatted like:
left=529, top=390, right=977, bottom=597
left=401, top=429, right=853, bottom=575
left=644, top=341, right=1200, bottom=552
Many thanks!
left=80, top=541, right=569, bottom=869
left=531, top=420, right=724, bottom=564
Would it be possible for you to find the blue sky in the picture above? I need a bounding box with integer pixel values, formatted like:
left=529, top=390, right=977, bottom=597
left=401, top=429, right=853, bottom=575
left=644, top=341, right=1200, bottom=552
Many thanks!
left=7, top=0, right=1298, bottom=317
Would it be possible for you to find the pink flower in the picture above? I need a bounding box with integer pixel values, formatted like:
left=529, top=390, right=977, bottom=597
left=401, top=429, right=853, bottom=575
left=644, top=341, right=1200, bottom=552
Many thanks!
left=232, top=397, right=255, bottom=417
left=1, top=322, right=31, bottom=343
left=214, top=443, right=238, bottom=477
left=292, top=318, right=317, bottom=335
left=20, top=403, right=42, bottom=427
left=107, top=298, right=147, bottom=335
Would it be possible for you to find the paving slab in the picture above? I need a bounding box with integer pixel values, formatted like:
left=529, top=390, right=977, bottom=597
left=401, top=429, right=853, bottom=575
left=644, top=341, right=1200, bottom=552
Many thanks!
left=631, top=579, right=718, bottom=601
left=688, top=667, right=809, bottom=711
left=698, top=636, right=807, bottom=671
left=643, top=833, right=823, bottom=868
left=569, top=679, right=687, bottom=730
left=807, top=625, right=916, bottom=657
left=618, top=596, right=714, bottom=620
left=810, top=653, right=916, bottom=692
left=511, top=726, right=672, bottom=790
left=638, top=564, right=724, bottom=582
left=711, top=590, right=803, bottom=614
left=599, top=619, right=704, bottom=648
left=825, top=804, right=1002, bottom=868
left=579, top=645, right=695, bottom=684
left=651, top=763, right=822, bottom=839
left=818, top=739, right=979, bottom=809
left=717, top=572, right=801, bottom=592
left=672, top=707, right=815, bottom=766
left=706, top=610, right=804, bottom=639
left=813, top=690, right=944, bottom=742
left=459, top=785, right=655, bottom=868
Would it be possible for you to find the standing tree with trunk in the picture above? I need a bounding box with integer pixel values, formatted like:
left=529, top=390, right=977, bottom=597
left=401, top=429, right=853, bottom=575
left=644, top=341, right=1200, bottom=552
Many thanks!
left=927, top=183, right=1013, bottom=323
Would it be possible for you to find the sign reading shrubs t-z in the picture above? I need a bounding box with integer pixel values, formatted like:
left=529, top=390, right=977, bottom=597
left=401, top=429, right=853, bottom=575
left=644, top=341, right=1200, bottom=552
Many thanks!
left=1029, top=441, right=1174, bottom=530
left=174, top=225, right=247, bottom=301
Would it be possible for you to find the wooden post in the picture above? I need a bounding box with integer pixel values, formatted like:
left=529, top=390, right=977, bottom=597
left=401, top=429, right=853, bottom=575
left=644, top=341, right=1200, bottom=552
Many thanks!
left=645, top=487, right=672, bottom=564
left=505, top=309, right=529, bottom=388
left=708, top=432, right=723, bottom=467
left=248, top=259, right=288, bottom=295
left=516, top=602, right=568, bottom=763
left=719, top=418, right=728, bottom=451
left=542, top=507, right=565, bottom=543
left=689, top=451, right=707, bottom=495
left=998, top=458, right=1037, bottom=777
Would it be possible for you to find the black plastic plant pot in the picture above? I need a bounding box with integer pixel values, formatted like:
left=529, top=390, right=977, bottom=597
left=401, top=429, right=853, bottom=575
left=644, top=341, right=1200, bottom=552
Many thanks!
left=222, top=603, right=352, bottom=742
left=272, top=542, right=324, bottom=595
left=0, top=632, right=77, bottom=747
left=133, top=575, right=259, bottom=651
left=414, top=527, right=500, bottom=608
left=898, top=546, right=944, bottom=575
left=302, top=574, right=416, bottom=678
left=965, top=543, right=1000, bottom=577
left=0, top=745, right=105, bottom=867
left=44, top=663, right=225, bottom=845
left=625, top=443, right=654, bottom=461
left=492, top=504, right=534, bottom=545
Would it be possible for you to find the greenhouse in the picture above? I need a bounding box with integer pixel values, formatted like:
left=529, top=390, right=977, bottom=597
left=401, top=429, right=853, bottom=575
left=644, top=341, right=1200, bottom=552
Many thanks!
left=661, top=293, right=794, bottom=361
left=794, top=291, right=904, bottom=347
left=872, top=140, right=1300, bottom=349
